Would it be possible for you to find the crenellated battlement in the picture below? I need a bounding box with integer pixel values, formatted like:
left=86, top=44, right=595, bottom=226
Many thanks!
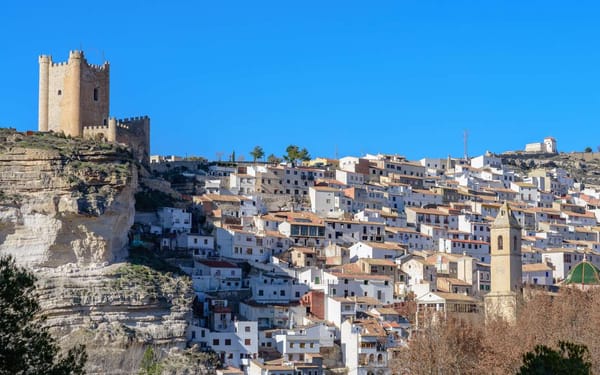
left=41, top=51, right=109, bottom=70
left=118, top=115, right=150, bottom=123
left=83, top=125, right=110, bottom=131
left=69, top=50, right=83, bottom=59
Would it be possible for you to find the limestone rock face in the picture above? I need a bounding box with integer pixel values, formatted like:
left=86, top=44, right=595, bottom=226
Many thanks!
left=0, top=130, right=193, bottom=373
left=0, top=130, right=135, bottom=267
left=35, top=263, right=193, bottom=374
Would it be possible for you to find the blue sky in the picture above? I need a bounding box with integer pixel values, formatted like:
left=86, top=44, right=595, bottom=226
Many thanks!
left=1, top=1, right=600, bottom=161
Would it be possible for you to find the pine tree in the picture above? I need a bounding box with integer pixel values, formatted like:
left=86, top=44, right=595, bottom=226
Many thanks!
left=0, top=255, right=87, bottom=374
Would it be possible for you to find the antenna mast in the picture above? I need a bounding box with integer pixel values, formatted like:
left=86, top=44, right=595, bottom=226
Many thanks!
left=463, top=130, right=469, bottom=160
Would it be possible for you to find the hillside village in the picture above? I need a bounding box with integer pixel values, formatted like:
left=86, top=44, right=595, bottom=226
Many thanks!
left=9, top=49, right=600, bottom=373
left=137, top=135, right=600, bottom=375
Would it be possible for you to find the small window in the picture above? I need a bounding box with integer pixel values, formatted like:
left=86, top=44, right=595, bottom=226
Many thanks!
left=245, top=326, right=251, bottom=332
left=245, top=339, right=251, bottom=345
left=93, top=88, right=99, bottom=101
left=57, top=89, right=62, bottom=95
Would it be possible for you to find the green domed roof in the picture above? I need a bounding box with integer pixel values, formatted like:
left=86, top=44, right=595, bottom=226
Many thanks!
left=564, top=260, right=600, bottom=285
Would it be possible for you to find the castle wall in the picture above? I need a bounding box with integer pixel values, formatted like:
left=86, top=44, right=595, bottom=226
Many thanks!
left=115, top=116, right=150, bottom=164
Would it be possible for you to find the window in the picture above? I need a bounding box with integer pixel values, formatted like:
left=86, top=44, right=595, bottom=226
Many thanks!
left=245, top=339, right=251, bottom=345
left=57, top=89, right=62, bottom=95
left=245, top=326, right=251, bottom=332
left=225, top=339, right=231, bottom=346
left=213, top=339, right=219, bottom=346
left=497, top=235, right=503, bottom=250
left=93, top=87, right=99, bottom=101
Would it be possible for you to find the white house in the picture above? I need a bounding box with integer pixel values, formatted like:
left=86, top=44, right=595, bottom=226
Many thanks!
left=325, top=220, right=386, bottom=246
left=251, top=271, right=310, bottom=305
left=192, top=260, right=244, bottom=292
left=400, top=257, right=437, bottom=296
left=240, top=301, right=307, bottom=330
left=415, top=292, right=480, bottom=327
left=438, top=238, right=491, bottom=263
left=158, top=207, right=192, bottom=233
left=336, top=169, right=365, bottom=186
left=470, top=152, right=502, bottom=169
left=522, top=263, right=553, bottom=286
left=229, top=173, right=257, bottom=196
left=309, top=186, right=343, bottom=217
left=215, top=228, right=271, bottom=263
left=205, top=320, right=258, bottom=369
left=349, top=241, right=406, bottom=262
left=274, top=326, right=322, bottom=362
left=325, top=296, right=383, bottom=333
left=322, top=270, right=394, bottom=304
left=341, top=319, right=393, bottom=375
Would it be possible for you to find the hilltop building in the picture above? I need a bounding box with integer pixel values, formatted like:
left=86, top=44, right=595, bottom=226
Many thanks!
left=484, top=202, right=522, bottom=323
left=38, top=50, right=150, bottom=163
left=524, top=137, right=557, bottom=154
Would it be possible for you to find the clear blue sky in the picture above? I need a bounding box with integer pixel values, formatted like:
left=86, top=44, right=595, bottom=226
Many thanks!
left=2, top=1, right=600, bottom=161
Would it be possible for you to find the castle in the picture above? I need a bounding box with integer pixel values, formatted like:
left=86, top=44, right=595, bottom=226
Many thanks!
left=38, top=50, right=150, bottom=163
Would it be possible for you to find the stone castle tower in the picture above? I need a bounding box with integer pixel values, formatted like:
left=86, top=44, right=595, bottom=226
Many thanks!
left=38, top=50, right=110, bottom=137
left=38, top=51, right=150, bottom=164
left=484, top=201, right=522, bottom=323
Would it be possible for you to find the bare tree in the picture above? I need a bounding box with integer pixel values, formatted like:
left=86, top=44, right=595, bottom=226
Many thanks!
left=392, top=287, right=600, bottom=374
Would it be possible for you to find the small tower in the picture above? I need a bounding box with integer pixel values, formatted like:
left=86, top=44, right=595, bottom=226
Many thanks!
left=485, top=201, right=522, bottom=323
left=543, top=137, right=557, bottom=154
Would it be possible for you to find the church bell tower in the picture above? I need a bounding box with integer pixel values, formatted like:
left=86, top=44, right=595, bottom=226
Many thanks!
left=485, top=201, right=522, bottom=323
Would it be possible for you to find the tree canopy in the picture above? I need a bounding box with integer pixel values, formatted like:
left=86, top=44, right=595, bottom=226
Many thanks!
left=267, top=154, right=282, bottom=165
left=518, top=341, right=591, bottom=375
left=250, top=146, right=265, bottom=163
left=283, top=145, right=310, bottom=166
left=0, top=255, right=87, bottom=374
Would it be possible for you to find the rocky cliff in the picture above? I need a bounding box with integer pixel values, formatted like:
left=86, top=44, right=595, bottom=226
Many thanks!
left=501, top=151, right=600, bottom=187
left=0, top=129, right=135, bottom=267
left=0, top=129, right=196, bottom=374
left=36, top=261, right=193, bottom=374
